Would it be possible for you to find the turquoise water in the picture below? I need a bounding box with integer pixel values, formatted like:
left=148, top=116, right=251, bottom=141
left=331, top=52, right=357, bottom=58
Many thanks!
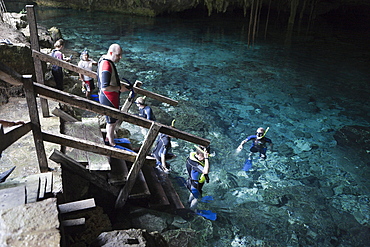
left=29, top=6, right=370, bottom=246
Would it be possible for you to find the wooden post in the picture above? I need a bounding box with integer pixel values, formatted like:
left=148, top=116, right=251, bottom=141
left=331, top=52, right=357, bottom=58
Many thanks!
left=0, top=122, right=32, bottom=153
left=115, top=122, right=160, bottom=208
left=26, top=5, right=49, bottom=117
left=22, top=75, right=49, bottom=172
left=121, top=80, right=142, bottom=113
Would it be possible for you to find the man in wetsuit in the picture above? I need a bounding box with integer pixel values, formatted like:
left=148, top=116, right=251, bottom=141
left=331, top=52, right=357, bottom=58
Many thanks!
left=97, top=44, right=130, bottom=146
left=238, top=127, right=273, bottom=160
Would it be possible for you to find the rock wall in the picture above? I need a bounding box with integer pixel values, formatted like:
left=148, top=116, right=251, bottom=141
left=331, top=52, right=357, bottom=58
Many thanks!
left=34, top=0, right=370, bottom=17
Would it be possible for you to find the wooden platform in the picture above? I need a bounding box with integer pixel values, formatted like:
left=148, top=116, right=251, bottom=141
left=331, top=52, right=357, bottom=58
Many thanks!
left=64, top=118, right=110, bottom=171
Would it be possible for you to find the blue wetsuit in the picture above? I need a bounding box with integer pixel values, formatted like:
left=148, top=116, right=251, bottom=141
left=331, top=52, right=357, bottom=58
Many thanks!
left=186, top=152, right=206, bottom=198
left=139, top=106, right=156, bottom=121
left=242, top=135, right=272, bottom=155
left=151, top=133, right=174, bottom=166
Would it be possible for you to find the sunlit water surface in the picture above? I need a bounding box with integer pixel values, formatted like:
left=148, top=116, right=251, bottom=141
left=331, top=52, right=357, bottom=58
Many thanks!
left=21, top=6, right=370, bottom=246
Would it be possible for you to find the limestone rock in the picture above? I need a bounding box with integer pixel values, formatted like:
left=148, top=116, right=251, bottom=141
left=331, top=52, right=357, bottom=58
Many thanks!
left=0, top=198, right=60, bottom=246
left=91, top=229, right=168, bottom=247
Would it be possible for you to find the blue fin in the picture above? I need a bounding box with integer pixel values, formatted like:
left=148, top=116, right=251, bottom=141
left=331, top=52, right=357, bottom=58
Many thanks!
left=200, top=195, right=214, bottom=203
left=114, top=138, right=131, bottom=144
left=243, top=158, right=253, bottom=171
left=113, top=145, right=136, bottom=153
left=196, top=210, right=217, bottom=221
left=90, top=94, right=99, bottom=102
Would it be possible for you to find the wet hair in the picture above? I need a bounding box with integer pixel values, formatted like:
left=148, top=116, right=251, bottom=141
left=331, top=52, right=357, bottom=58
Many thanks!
left=54, top=39, right=64, bottom=48
left=196, top=146, right=205, bottom=156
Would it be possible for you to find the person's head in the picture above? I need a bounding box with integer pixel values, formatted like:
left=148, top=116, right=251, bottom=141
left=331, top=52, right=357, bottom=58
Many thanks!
left=195, top=146, right=206, bottom=160
left=81, top=50, right=89, bottom=61
left=54, top=39, right=64, bottom=49
left=256, top=127, right=265, bottom=139
left=107, top=43, right=122, bottom=63
left=135, top=97, right=146, bottom=108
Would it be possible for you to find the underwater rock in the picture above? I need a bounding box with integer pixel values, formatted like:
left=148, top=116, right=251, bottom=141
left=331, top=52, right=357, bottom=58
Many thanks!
left=131, top=213, right=168, bottom=233
left=293, top=139, right=312, bottom=154
left=334, top=125, right=370, bottom=154
left=91, top=229, right=167, bottom=247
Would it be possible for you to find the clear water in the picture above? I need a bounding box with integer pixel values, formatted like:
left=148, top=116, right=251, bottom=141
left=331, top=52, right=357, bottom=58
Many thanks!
left=23, top=6, right=370, bottom=246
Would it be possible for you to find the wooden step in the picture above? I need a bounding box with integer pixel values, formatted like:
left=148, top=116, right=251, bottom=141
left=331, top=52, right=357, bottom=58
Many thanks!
left=141, top=164, right=170, bottom=209
left=58, top=198, right=96, bottom=214
left=64, top=118, right=110, bottom=171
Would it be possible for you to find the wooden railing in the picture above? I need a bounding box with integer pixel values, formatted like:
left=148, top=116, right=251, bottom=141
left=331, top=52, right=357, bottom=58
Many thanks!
left=0, top=5, right=211, bottom=208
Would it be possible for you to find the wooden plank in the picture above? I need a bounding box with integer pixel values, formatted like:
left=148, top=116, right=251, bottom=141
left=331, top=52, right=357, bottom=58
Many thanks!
left=44, top=172, right=53, bottom=194
left=0, top=122, right=32, bottom=153
left=25, top=179, right=39, bottom=203
left=26, top=5, right=49, bottom=117
left=129, top=170, right=150, bottom=199
left=22, top=76, right=49, bottom=172
left=82, top=118, right=110, bottom=170
left=38, top=175, right=46, bottom=199
left=115, top=122, right=160, bottom=208
left=0, top=61, right=23, bottom=86
left=0, top=186, right=26, bottom=210
left=120, top=80, right=142, bottom=113
left=108, top=157, right=128, bottom=185
left=159, top=173, right=185, bottom=210
left=32, top=50, right=178, bottom=106
left=43, top=132, right=156, bottom=165
left=63, top=122, right=89, bottom=164
left=141, top=164, right=170, bottom=208
left=33, top=82, right=210, bottom=147
left=61, top=218, right=86, bottom=227
left=51, top=107, right=79, bottom=122
left=58, top=198, right=95, bottom=214
left=49, top=149, right=120, bottom=196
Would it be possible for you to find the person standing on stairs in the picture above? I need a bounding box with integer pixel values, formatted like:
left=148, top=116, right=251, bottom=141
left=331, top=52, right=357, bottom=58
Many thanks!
left=97, top=43, right=132, bottom=146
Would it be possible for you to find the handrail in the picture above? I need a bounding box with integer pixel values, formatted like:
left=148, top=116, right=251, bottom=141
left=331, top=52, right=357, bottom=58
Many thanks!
left=32, top=50, right=178, bottom=106
left=32, top=82, right=210, bottom=147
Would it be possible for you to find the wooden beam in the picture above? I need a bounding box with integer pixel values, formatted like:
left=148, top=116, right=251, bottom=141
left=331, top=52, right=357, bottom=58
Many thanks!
left=42, top=131, right=156, bottom=165
left=32, top=50, right=97, bottom=79
left=22, top=76, right=49, bottom=172
left=26, top=5, right=49, bottom=117
left=0, top=61, right=23, bottom=86
left=120, top=80, right=142, bottom=113
left=58, top=198, right=96, bottom=214
left=115, top=122, right=160, bottom=208
left=61, top=218, right=86, bottom=227
left=33, top=82, right=210, bottom=146
left=32, top=50, right=178, bottom=106
left=51, top=107, right=78, bottom=122
left=0, top=122, right=32, bottom=152
left=49, top=149, right=120, bottom=196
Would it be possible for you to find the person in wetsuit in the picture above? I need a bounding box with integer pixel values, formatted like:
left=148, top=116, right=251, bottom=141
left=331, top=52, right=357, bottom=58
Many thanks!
left=97, top=44, right=130, bottom=146
left=238, top=127, right=273, bottom=160
left=186, top=146, right=210, bottom=209
left=151, top=133, right=175, bottom=172
left=135, top=96, right=156, bottom=121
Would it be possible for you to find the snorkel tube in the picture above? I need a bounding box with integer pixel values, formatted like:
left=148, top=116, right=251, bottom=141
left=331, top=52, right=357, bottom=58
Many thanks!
left=261, top=127, right=270, bottom=138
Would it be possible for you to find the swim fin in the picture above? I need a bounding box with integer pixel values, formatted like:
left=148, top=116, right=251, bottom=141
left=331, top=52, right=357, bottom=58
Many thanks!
left=200, top=195, right=214, bottom=203
left=114, top=138, right=131, bottom=144
left=113, top=145, right=135, bottom=153
left=196, top=210, right=217, bottom=221
left=243, top=158, right=253, bottom=171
